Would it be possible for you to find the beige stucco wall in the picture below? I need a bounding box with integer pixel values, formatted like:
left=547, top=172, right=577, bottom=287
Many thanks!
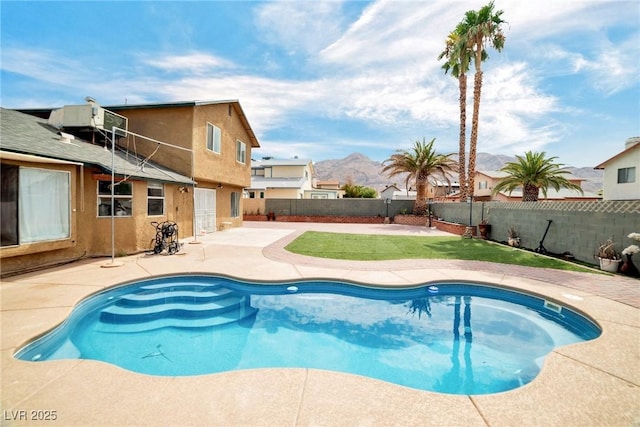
left=1, top=160, right=81, bottom=274
left=1, top=163, right=194, bottom=276
left=113, top=107, right=195, bottom=178
left=266, top=188, right=303, bottom=199
left=243, top=198, right=266, bottom=215
left=111, top=103, right=255, bottom=230
left=112, top=104, right=254, bottom=188
left=87, top=175, right=192, bottom=256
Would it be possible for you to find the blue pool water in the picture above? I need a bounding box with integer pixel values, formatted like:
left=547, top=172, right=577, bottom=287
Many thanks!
left=15, top=275, right=601, bottom=395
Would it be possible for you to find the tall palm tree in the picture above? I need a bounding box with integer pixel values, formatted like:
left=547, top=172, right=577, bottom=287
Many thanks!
left=382, top=138, right=457, bottom=215
left=438, top=28, right=472, bottom=202
left=460, top=1, right=506, bottom=200
left=492, top=151, right=584, bottom=201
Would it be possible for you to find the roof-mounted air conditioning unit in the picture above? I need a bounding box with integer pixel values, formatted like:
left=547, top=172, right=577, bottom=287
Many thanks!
left=48, top=104, right=128, bottom=136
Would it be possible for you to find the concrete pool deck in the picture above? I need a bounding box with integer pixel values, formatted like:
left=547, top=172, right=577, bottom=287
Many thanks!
left=1, top=222, right=638, bottom=426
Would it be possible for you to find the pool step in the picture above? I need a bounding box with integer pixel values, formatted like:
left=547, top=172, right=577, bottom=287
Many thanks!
left=100, top=296, right=247, bottom=324
left=138, top=281, right=231, bottom=291
left=114, top=288, right=235, bottom=307
left=95, top=305, right=258, bottom=333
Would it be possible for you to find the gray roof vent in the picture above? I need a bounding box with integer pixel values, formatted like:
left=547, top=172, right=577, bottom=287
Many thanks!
left=58, top=131, right=76, bottom=144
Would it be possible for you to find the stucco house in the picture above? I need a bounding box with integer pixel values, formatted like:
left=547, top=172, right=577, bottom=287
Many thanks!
left=247, top=158, right=315, bottom=199
left=381, top=181, right=459, bottom=201
left=106, top=100, right=260, bottom=233
left=472, top=170, right=598, bottom=201
left=594, top=137, right=639, bottom=200
left=0, top=107, right=194, bottom=275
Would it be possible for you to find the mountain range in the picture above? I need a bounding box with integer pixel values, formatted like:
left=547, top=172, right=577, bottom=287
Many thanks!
left=314, top=152, right=603, bottom=194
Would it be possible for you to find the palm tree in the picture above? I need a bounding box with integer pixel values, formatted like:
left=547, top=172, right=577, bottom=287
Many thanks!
left=492, top=151, right=584, bottom=201
left=438, top=28, right=472, bottom=202
left=459, top=1, right=506, bottom=200
left=382, top=138, right=457, bottom=215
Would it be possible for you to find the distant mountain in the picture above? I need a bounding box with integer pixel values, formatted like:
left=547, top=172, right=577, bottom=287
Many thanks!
left=314, top=152, right=603, bottom=194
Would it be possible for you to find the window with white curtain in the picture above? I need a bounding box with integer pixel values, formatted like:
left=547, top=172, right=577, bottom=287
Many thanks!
left=16, top=167, right=70, bottom=244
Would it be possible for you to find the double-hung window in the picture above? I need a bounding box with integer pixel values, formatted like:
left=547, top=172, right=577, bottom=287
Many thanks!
left=147, top=181, right=164, bottom=216
left=617, top=167, right=636, bottom=184
left=236, top=140, right=246, bottom=164
left=206, top=123, right=221, bottom=153
left=98, top=180, right=132, bottom=217
left=1, top=165, right=70, bottom=246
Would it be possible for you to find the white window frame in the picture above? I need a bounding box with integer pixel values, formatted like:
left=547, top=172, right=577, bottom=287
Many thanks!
left=206, top=123, right=221, bottom=153
left=236, top=140, right=246, bottom=164
left=147, top=181, right=165, bottom=216
left=98, top=180, right=133, bottom=217
left=2, top=166, right=71, bottom=245
left=617, top=167, right=636, bottom=184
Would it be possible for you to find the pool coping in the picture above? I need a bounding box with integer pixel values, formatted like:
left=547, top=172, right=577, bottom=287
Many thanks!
left=1, top=222, right=639, bottom=426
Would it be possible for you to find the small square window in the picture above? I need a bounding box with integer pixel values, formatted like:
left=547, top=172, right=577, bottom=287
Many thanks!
left=98, top=181, right=132, bottom=217
left=617, top=167, right=636, bottom=184
left=147, top=182, right=164, bottom=216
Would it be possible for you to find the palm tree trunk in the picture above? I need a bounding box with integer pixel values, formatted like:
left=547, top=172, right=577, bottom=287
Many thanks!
left=468, top=70, right=483, bottom=200
left=523, top=184, right=539, bottom=201
left=414, top=175, right=428, bottom=215
left=458, top=72, right=467, bottom=202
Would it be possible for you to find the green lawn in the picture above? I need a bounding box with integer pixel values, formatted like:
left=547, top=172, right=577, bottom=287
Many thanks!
left=285, top=231, right=597, bottom=273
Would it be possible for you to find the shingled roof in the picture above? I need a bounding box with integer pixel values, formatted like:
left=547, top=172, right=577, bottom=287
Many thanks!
left=0, top=108, right=194, bottom=185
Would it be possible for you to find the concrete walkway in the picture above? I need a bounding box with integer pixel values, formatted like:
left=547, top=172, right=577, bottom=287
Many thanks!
left=1, top=222, right=638, bottom=426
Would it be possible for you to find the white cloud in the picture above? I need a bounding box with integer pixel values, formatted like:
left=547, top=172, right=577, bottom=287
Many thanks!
left=254, top=1, right=347, bottom=55
left=1, top=0, right=637, bottom=168
left=142, top=53, right=236, bottom=73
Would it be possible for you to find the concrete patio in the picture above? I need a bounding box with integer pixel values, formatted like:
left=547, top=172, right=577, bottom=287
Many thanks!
left=1, top=222, right=639, bottom=426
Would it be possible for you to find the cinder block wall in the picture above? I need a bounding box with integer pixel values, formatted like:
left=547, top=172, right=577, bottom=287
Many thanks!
left=431, top=200, right=640, bottom=264
left=265, top=199, right=414, bottom=218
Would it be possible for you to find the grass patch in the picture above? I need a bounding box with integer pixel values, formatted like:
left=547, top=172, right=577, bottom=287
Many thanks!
left=285, top=231, right=596, bottom=273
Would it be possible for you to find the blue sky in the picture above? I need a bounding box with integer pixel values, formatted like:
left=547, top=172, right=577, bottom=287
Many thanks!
left=1, top=1, right=639, bottom=168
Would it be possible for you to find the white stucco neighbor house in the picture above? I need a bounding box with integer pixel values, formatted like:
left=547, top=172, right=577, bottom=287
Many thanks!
left=247, top=158, right=315, bottom=199
left=594, top=137, right=640, bottom=201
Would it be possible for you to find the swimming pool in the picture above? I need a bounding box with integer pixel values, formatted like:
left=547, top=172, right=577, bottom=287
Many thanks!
left=15, top=275, right=601, bottom=395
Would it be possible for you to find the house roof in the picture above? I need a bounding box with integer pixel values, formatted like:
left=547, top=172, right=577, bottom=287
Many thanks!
left=476, top=170, right=510, bottom=179
left=251, top=158, right=313, bottom=167
left=0, top=108, right=194, bottom=185
left=248, top=176, right=306, bottom=190
left=594, top=140, right=640, bottom=169
left=477, top=169, right=584, bottom=182
left=105, top=100, right=260, bottom=148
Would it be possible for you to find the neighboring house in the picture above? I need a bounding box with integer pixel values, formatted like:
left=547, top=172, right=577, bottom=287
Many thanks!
left=472, top=170, right=599, bottom=201
left=381, top=185, right=416, bottom=200
left=594, top=137, right=640, bottom=200
left=247, top=158, right=314, bottom=199
left=315, top=179, right=340, bottom=190
left=305, top=179, right=342, bottom=199
left=106, top=99, right=260, bottom=233
left=0, top=107, right=194, bottom=275
left=381, top=181, right=458, bottom=201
